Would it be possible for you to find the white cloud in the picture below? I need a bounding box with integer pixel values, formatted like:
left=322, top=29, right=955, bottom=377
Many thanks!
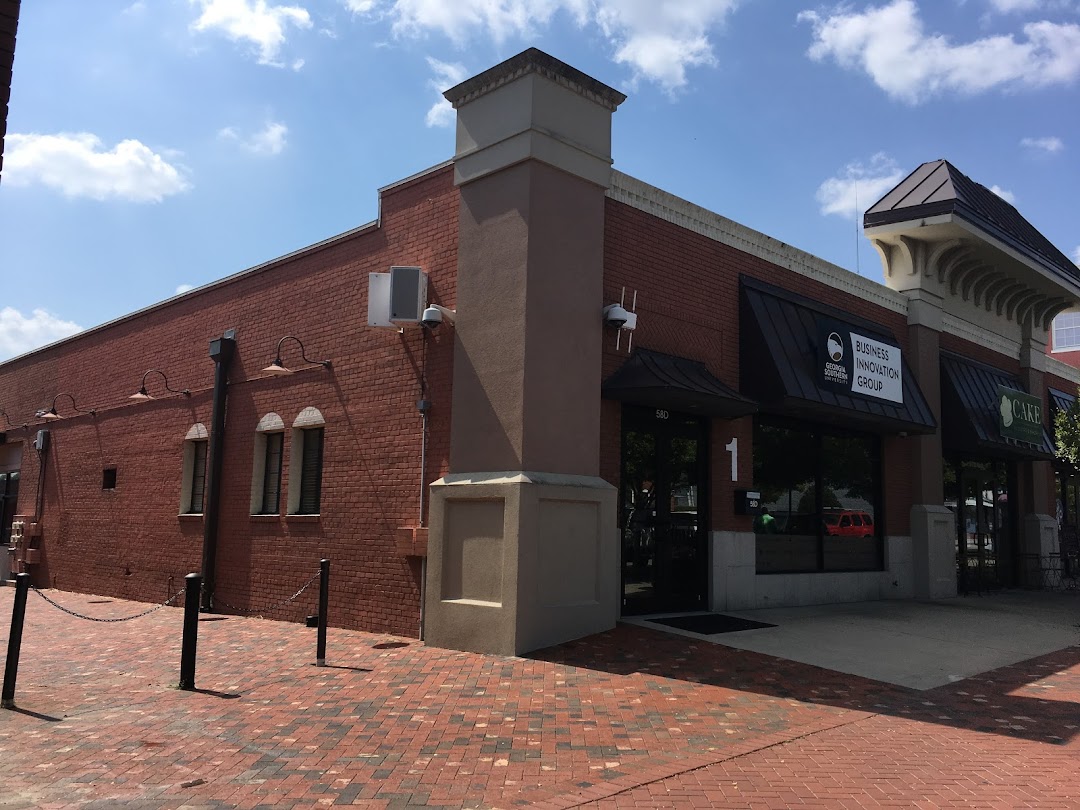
left=175, top=284, right=196, bottom=294
left=0, top=308, right=83, bottom=361
left=1072, top=246, right=1080, bottom=265
left=1021, top=135, right=1064, bottom=152
left=342, top=0, right=378, bottom=12
left=122, top=1, right=147, bottom=15
left=798, top=0, right=1080, bottom=103
left=989, top=184, right=1016, bottom=203
left=190, top=0, right=313, bottom=68
left=373, top=0, right=739, bottom=92
left=987, top=0, right=1044, bottom=11
left=218, top=121, right=289, bottom=155
left=816, top=153, right=905, bottom=218
left=4, top=133, right=191, bottom=202
left=424, top=58, right=468, bottom=127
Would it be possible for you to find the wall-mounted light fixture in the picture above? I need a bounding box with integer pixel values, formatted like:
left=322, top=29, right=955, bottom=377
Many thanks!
left=129, top=369, right=191, bottom=402
left=1, top=408, right=28, bottom=430
left=261, top=336, right=332, bottom=376
left=35, top=393, right=96, bottom=421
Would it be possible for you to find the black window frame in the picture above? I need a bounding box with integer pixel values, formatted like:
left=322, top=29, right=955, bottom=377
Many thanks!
left=186, top=439, right=208, bottom=515
left=259, top=431, right=284, bottom=515
left=294, top=426, right=324, bottom=515
left=753, top=416, right=884, bottom=574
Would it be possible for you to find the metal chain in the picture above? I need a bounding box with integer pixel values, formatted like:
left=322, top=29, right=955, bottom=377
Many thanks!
left=211, top=568, right=322, bottom=615
left=30, top=586, right=186, bottom=623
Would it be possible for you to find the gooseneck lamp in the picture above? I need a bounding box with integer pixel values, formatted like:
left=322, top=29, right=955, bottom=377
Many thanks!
left=129, top=369, right=191, bottom=402
left=261, top=336, right=332, bottom=376
left=35, top=393, right=96, bottom=421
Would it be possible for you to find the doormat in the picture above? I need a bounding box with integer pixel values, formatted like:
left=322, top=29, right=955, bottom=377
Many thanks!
left=647, top=613, right=776, bottom=635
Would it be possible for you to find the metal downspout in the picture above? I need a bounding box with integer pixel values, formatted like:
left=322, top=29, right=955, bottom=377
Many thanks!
left=200, top=329, right=236, bottom=612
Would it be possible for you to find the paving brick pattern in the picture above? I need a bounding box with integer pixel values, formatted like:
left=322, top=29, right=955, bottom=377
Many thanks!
left=1, top=587, right=1078, bottom=808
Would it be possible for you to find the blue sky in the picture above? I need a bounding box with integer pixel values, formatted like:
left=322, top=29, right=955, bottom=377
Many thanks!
left=1, top=0, right=1078, bottom=361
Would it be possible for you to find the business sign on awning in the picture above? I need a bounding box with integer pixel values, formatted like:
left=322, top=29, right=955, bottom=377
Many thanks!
left=818, top=321, right=904, bottom=404
left=997, top=386, right=1044, bottom=444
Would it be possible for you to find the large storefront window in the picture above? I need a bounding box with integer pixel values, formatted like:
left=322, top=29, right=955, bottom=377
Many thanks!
left=753, top=419, right=882, bottom=573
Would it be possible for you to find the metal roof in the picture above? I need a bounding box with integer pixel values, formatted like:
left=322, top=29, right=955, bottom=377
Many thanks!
left=739, top=277, right=936, bottom=434
left=602, top=349, right=757, bottom=418
left=864, top=159, right=1080, bottom=286
left=940, top=353, right=1054, bottom=459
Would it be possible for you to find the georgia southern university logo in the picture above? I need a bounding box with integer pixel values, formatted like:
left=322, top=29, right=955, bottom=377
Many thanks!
left=823, top=330, right=849, bottom=387
left=827, top=332, right=844, bottom=362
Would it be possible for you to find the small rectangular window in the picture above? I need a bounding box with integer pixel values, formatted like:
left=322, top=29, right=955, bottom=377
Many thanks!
left=260, top=432, right=284, bottom=514
left=187, top=440, right=208, bottom=514
left=296, top=427, right=324, bottom=515
left=102, top=468, right=117, bottom=490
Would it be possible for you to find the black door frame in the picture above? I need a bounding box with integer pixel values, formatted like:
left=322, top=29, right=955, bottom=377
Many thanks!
left=619, top=405, right=710, bottom=615
left=946, top=456, right=1018, bottom=592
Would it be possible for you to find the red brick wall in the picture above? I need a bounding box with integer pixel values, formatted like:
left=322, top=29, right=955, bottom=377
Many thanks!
left=601, top=198, right=917, bottom=539
left=0, top=0, right=18, bottom=183
left=0, top=166, right=458, bottom=637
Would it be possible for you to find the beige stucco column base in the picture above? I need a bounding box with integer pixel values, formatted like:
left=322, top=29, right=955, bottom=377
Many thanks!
left=910, top=505, right=957, bottom=599
left=1018, top=513, right=1057, bottom=587
left=425, top=472, right=618, bottom=656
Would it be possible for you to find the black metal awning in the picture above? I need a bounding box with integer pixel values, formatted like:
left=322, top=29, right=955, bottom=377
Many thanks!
left=1049, top=386, right=1075, bottom=417
left=940, top=353, right=1054, bottom=459
left=739, top=277, right=936, bottom=434
left=602, top=349, right=757, bottom=418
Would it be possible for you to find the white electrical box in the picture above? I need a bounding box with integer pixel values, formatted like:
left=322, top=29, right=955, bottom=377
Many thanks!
left=367, top=273, right=394, bottom=328
left=10, top=521, right=24, bottom=542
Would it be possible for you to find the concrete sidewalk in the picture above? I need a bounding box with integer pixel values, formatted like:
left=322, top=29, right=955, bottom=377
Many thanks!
left=1, top=586, right=1078, bottom=808
left=628, top=590, right=1080, bottom=689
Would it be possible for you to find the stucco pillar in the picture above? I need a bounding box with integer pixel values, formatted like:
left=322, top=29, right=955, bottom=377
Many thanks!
left=1018, top=326, right=1056, bottom=577
left=425, top=50, right=624, bottom=655
left=905, top=293, right=956, bottom=599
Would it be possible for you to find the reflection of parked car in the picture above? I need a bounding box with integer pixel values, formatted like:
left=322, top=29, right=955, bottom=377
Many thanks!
left=824, top=510, right=874, bottom=537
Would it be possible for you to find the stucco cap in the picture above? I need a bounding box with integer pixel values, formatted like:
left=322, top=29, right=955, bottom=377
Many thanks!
left=444, top=47, right=626, bottom=112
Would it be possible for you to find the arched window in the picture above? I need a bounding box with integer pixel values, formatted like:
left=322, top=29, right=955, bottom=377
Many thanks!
left=288, top=407, right=325, bottom=515
left=180, top=424, right=209, bottom=515
left=251, top=413, right=285, bottom=515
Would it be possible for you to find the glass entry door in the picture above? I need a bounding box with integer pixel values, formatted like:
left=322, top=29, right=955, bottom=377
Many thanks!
left=944, top=459, right=1014, bottom=592
left=620, top=407, right=708, bottom=615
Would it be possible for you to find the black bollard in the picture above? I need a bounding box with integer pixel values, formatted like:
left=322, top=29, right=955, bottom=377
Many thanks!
left=2, top=573, right=30, bottom=709
left=316, top=559, right=329, bottom=667
left=178, top=573, right=201, bottom=690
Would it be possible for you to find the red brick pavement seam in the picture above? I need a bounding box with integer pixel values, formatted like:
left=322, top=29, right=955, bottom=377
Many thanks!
left=523, top=712, right=877, bottom=810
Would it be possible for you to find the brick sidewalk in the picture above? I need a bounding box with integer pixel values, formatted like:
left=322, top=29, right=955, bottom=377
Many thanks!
left=1, top=586, right=1078, bottom=809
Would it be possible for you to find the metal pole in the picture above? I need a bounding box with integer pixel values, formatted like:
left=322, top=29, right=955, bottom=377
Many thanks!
left=179, top=573, right=201, bottom=690
left=2, top=573, right=30, bottom=708
left=316, top=559, right=329, bottom=666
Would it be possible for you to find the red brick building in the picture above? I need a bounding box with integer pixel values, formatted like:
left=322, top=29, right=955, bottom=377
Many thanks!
left=3, top=50, right=1078, bottom=655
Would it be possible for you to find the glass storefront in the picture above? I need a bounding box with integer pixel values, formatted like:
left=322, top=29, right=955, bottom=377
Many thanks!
left=753, top=418, right=882, bottom=573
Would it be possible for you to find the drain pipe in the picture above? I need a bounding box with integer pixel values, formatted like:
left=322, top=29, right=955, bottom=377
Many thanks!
left=417, top=397, right=431, bottom=640
left=200, top=329, right=236, bottom=612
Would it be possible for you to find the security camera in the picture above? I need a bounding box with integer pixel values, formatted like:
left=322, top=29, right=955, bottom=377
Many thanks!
left=421, top=303, right=456, bottom=329
left=422, top=307, right=443, bottom=328
left=603, top=303, right=629, bottom=329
